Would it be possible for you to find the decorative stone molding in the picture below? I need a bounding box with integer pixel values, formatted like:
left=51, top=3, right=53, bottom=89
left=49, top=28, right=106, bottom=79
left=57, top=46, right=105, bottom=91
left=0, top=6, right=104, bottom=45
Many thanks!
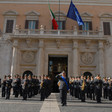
left=13, top=40, right=18, bottom=47
left=99, top=41, right=104, bottom=49
left=81, top=52, right=94, bottom=65
left=73, top=40, right=78, bottom=49
left=25, top=11, right=40, bottom=20
left=81, top=12, right=93, bottom=21
left=81, top=12, right=93, bottom=18
left=85, top=40, right=91, bottom=49
left=26, top=39, right=32, bottom=48
left=22, top=51, right=35, bottom=63
left=54, top=11, right=66, bottom=21
left=25, top=11, right=40, bottom=16
left=56, top=40, right=61, bottom=48
left=99, top=13, right=112, bottom=18
left=38, top=39, right=44, bottom=48
left=3, top=10, right=18, bottom=16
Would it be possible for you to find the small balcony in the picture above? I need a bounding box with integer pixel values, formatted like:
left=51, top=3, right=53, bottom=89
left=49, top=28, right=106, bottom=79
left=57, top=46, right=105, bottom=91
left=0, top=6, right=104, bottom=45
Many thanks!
left=7, top=26, right=108, bottom=40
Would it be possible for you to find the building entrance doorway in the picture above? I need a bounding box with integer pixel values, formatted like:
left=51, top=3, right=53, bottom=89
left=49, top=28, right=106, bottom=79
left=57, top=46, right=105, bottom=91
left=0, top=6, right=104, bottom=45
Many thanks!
left=83, top=72, right=92, bottom=78
left=48, top=55, right=68, bottom=92
left=23, top=70, right=33, bottom=78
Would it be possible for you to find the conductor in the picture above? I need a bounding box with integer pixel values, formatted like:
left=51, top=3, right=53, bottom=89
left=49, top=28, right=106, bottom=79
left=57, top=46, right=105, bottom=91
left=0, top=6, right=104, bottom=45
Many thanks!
left=56, top=71, right=69, bottom=106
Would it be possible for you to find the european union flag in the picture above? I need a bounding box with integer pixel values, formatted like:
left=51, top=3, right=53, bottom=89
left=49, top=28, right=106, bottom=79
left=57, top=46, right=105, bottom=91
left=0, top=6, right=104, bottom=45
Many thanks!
left=67, top=0, right=84, bottom=26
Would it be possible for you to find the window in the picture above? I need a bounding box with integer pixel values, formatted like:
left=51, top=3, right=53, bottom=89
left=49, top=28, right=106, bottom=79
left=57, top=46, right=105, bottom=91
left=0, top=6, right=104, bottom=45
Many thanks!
left=5, top=20, right=14, bottom=33
left=3, top=10, right=18, bottom=33
left=25, top=11, right=40, bottom=30
left=79, top=21, right=92, bottom=31
left=25, top=20, right=38, bottom=29
left=52, top=21, right=65, bottom=30
left=103, top=22, right=111, bottom=35
left=99, top=13, right=112, bottom=36
left=53, top=11, right=66, bottom=30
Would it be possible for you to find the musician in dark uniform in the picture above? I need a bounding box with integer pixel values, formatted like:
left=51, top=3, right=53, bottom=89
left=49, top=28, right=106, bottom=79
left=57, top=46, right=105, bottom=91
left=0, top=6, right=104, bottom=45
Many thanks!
left=5, top=75, right=12, bottom=99
left=79, top=75, right=86, bottom=102
left=13, top=74, right=20, bottom=97
left=22, top=74, right=28, bottom=100
left=86, top=76, right=90, bottom=98
left=0, top=78, right=1, bottom=88
left=47, top=76, right=52, bottom=97
left=108, top=78, right=112, bottom=100
left=103, top=77, right=109, bottom=99
left=90, top=76, right=95, bottom=100
left=28, top=75, right=32, bottom=98
left=1, top=76, right=7, bottom=97
left=56, top=71, right=69, bottom=106
left=94, top=75, right=103, bottom=103
left=40, top=75, right=46, bottom=101
left=35, top=76, right=39, bottom=95
left=69, top=76, right=74, bottom=96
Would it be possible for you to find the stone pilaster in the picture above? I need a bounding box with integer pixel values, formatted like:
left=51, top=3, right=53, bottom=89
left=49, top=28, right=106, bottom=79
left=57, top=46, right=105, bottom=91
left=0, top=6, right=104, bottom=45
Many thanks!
left=98, top=41, right=105, bottom=77
left=11, top=39, right=19, bottom=77
left=72, top=40, right=79, bottom=76
left=36, top=39, right=44, bottom=76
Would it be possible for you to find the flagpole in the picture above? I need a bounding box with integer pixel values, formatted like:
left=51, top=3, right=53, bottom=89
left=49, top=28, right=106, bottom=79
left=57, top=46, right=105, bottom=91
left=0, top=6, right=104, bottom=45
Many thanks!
left=58, top=0, right=60, bottom=30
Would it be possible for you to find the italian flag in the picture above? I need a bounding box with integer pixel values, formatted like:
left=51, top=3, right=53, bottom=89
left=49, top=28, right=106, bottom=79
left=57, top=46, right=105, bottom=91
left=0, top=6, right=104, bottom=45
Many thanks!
left=49, top=8, right=58, bottom=30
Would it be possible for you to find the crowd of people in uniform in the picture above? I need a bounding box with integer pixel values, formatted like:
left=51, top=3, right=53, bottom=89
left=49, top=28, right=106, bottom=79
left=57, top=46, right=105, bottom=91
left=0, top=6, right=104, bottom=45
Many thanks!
left=69, top=75, right=112, bottom=103
left=0, top=74, right=52, bottom=101
left=0, top=73, right=112, bottom=105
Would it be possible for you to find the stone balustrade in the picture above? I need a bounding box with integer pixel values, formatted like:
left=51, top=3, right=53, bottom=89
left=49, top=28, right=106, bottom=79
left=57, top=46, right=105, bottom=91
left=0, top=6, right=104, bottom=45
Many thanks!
left=12, top=28, right=105, bottom=38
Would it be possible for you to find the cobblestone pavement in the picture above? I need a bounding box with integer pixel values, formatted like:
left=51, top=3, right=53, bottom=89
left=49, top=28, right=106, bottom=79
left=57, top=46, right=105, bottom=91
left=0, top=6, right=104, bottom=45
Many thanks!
left=0, top=89, right=112, bottom=112
left=0, top=90, right=43, bottom=112
left=56, top=94, right=112, bottom=112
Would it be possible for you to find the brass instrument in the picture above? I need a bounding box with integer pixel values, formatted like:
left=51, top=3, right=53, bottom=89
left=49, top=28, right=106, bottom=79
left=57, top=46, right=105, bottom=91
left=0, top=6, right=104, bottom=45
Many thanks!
left=40, top=81, right=43, bottom=87
left=82, top=79, right=85, bottom=91
left=57, top=81, right=60, bottom=87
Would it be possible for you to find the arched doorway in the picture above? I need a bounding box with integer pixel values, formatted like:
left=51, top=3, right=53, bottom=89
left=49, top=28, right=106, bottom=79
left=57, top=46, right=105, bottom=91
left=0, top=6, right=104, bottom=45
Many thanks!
left=23, top=70, right=33, bottom=78
left=83, top=72, right=92, bottom=78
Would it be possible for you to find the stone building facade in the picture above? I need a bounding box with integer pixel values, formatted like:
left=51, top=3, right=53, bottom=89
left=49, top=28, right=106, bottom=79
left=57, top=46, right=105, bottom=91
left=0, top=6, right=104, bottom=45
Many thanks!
left=0, top=0, right=112, bottom=79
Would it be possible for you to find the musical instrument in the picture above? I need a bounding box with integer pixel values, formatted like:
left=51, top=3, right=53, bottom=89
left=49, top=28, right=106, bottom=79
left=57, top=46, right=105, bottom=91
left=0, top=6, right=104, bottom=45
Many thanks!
left=82, top=79, right=85, bottom=91
left=57, top=81, right=60, bottom=87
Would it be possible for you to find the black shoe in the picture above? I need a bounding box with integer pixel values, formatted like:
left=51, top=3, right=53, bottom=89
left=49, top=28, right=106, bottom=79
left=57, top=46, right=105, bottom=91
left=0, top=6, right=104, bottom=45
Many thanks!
left=22, top=99, right=27, bottom=101
left=81, top=100, right=85, bottom=102
left=62, top=104, right=67, bottom=106
left=62, top=104, right=64, bottom=106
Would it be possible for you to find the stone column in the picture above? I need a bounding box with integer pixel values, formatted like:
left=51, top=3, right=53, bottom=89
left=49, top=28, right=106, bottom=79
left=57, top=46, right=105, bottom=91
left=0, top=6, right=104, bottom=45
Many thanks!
left=11, top=40, right=18, bottom=77
left=36, top=39, right=44, bottom=76
left=98, top=41, right=105, bottom=77
left=72, top=40, right=79, bottom=76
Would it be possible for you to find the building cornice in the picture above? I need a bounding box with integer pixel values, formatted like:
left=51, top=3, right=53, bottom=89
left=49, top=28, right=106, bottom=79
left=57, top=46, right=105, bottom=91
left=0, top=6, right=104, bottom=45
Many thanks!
left=0, top=0, right=112, bottom=6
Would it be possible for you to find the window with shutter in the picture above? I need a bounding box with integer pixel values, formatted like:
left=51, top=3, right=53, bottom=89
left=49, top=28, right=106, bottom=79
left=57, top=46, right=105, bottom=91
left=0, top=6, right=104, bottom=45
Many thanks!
left=79, top=21, right=92, bottom=31
left=103, top=22, right=111, bottom=35
left=25, top=20, right=38, bottom=29
left=6, top=20, right=14, bottom=33
left=53, top=21, right=65, bottom=30
left=25, top=20, right=29, bottom=29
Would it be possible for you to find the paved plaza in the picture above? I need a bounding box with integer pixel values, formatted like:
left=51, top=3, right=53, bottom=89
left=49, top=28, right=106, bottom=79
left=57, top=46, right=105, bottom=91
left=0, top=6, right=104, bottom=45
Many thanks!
left=0, top=90, right=112, bottom=112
